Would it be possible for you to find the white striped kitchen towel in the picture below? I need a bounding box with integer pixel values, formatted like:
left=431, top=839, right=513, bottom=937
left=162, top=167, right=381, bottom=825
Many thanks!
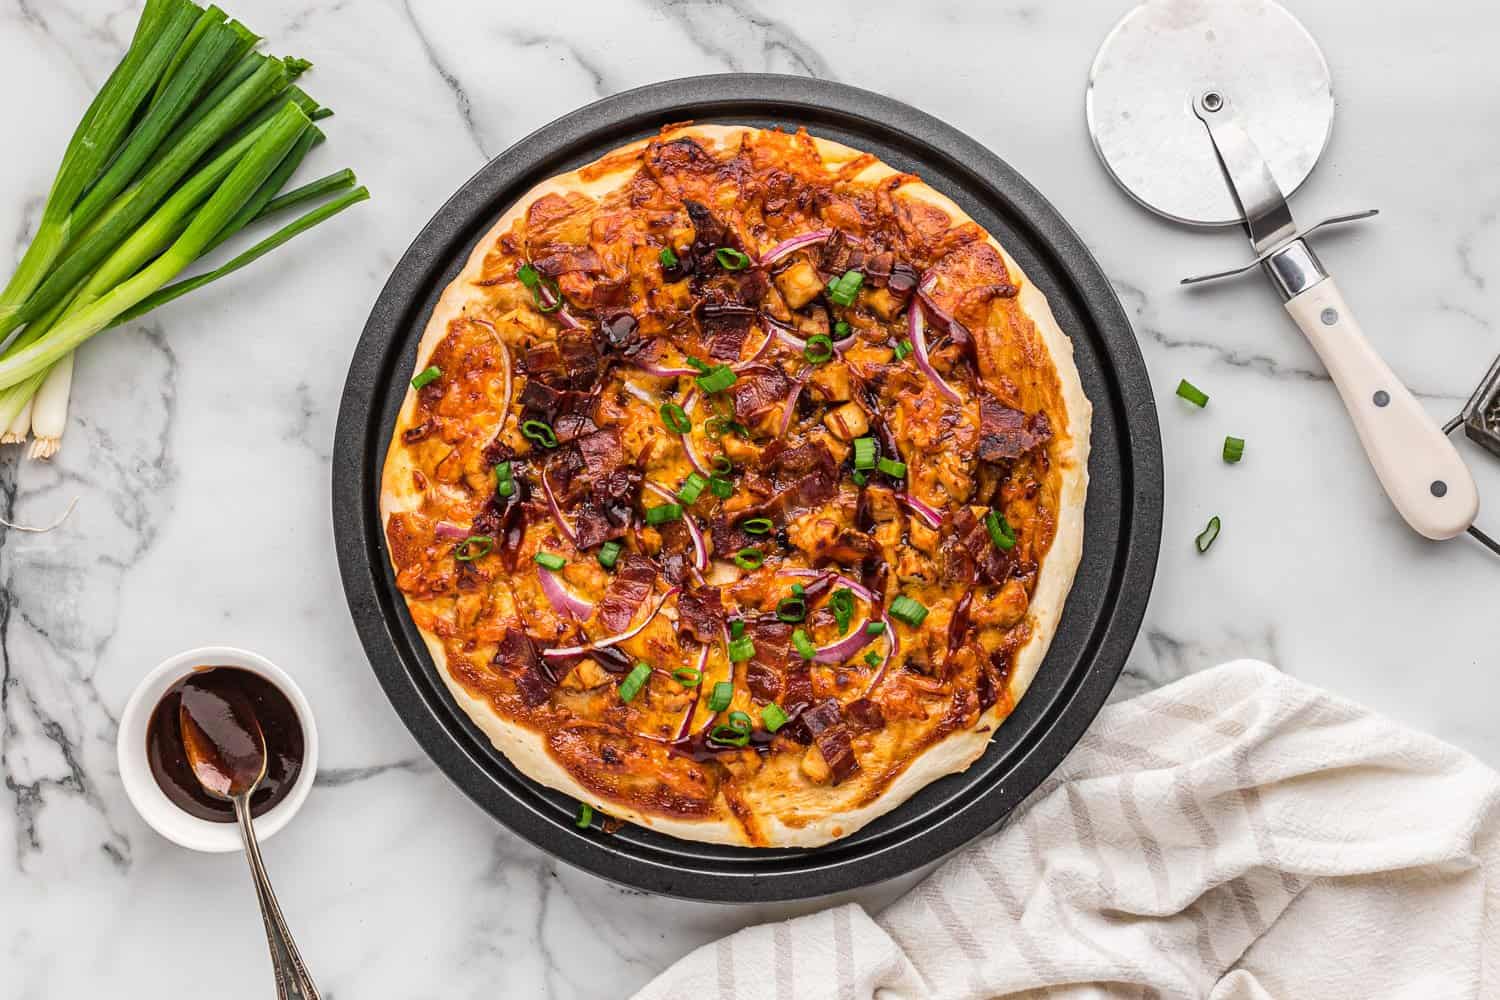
left=632, top=660, right=1500, bottom=999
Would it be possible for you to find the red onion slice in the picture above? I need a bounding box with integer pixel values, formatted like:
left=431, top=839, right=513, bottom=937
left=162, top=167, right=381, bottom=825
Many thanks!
left=632, top=360, right=700, bottom=378
left=781, top=568, right=877, bottom=604
left=543, top=586, right=681, bottom=658
left=645, top=481, right=707, bottom=571
left=434, top=520, right=469, bottom=540
left=898, top=493, right=944, bottom=530
left=736, top=322, right=776, bottom=367
left=540, top=466, right=578, bottom=546
left=813, top=616, right=875, bottom=664
left=778, top=373, right=808, bottom=438
left=472, top=318, right=514, bottom=443
left=863, top=610, right=898, bottom=695
left=771, top=322, right=856, bottom=353
left=678, top=390, right=710, bottom=476
left=537, top=565, right=594, bottom=622
left=673, top=641, right=713, bottom=740
left=760, top=228, right=833, bottom=267
left=909, top=288, right=962, bottom=404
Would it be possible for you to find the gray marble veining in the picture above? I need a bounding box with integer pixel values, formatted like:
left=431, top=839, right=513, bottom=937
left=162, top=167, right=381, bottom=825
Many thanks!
left=2, top=1, right=1499, bottom=996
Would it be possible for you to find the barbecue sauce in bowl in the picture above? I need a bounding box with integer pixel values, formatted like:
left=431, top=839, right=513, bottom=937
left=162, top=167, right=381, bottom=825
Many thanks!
left=146, top=666, right=305, bottom=822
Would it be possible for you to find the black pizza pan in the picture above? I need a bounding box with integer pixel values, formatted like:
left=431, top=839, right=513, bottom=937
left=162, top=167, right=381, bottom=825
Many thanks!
left=333, top=74, right=1162, bottom=902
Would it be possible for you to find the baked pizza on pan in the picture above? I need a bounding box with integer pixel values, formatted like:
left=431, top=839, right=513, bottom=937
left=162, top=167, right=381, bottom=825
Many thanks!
left=380, top=124, right=1090, bottom=847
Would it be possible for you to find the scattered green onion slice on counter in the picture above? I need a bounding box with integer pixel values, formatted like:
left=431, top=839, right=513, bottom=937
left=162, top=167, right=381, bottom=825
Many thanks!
left=829, top=588, right=855, bottom=633
left=792, top=628, right=816, bottom=660
left=804, top=334, right=834, bottom=364
left=734, top=547, right=764, bottom=570
left=827, top=269, right=864, bottom=307
left=714, top=247, right=751, bottom=270
left=1223, top=435, right=1245, bottom=463
left=708, top=475, right=733, bottom=499
left=741, top=516, right=774, bottom=535
left=494, top=461, right=515, bottom=498
left=1196, top=515, right=1222, bottom=553
left=776, top=595, right=807, bottom=622
left=761, top=703, right=788, bottom=733
left=659, top=401, right=691, bottom=433
left=677, top=471, right=707, bottom=504
left=727, top=635, right=755, bottom=662
left=576, top=803, right=593, bottom=828
left=894, top=339, right=914, bottom=361
left=890, top=595, right=929, bottom=627
left=707, top=680, right=733, bottom=712
left=877, top=457, right=906, bottom=479
left=618, top=662, right=652, bottom=703
left=597, top=540, right=622, bottom=569
left=410, top=365, right=441, bottom=390
left=454, top=534, right=494, bottom=562
left=517, top=262, right=562, bottom=313
left=645, top=503, right=683, bottom=525
left=696, top=365, right=737, bottom=394
left=659, top=246, right=679, bottom=268
left=730, top=619, right=746, bottom=640
left=711, top=454, right=733, bottom=475
left=1176, top=378, right=1209, bottom=407
left=673, top=666, right=702, bottom=687
left=864, top=651, right=881, bottom=667
left=533, top=551, right=566, bottom=571
left=852, top=436, right=877, bottom=470
left=709, top=712, right=752, bottom=747
left=865, top=621, right=886, bottom=636
left=521, top=419, right=558, bottom=449
left=985, top=510, right=1017, bottom=551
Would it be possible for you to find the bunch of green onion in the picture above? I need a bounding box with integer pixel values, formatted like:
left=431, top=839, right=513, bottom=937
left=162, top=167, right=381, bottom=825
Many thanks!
left=0, top=0, right=369, bottom=457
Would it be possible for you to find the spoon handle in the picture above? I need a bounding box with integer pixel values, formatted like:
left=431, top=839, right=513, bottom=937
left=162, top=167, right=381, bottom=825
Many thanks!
left=233, top=796, right=322, bottom=1000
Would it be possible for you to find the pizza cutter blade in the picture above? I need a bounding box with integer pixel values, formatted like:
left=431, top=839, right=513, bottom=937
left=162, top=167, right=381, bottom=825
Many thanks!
left=1085, top=0, right=1481, bottom=542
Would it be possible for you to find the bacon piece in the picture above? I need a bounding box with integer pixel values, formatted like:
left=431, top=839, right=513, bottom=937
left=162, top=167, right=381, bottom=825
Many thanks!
left=596, top=554, right=657, bottom=632
left=768, top=439, right=838, bottom=508
left=495, top=629, right=554, bottom=707
left=844, top=697, right=886, bottom=733
left=941, top=508, right=1011, bottom=585
left=576, top=427, right=624, bottom=479
left=698, top=300, right=756, bottom=360
left=676, top=586, right=724, bottom=643
left=728, top=364, right=792, bottom=425
left=800, top=698, right=859, bottom=783
left=743, top=620, right=792, bottom=702
left=978, top=394, right=1049, bottom=462
left=533, top=245, right=602, bottom=276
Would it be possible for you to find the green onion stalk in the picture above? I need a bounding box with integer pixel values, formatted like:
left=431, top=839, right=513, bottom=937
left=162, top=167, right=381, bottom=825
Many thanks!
left=0, top=0, right=368, bottom=457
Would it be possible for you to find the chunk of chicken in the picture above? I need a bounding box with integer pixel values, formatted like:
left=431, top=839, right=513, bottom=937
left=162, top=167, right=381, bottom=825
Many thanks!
left=775, top=260, right=824, bottom=310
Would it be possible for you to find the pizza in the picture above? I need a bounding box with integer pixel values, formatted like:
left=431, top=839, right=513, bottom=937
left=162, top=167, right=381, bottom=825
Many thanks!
left=380, top=124, right=1090, bottom=847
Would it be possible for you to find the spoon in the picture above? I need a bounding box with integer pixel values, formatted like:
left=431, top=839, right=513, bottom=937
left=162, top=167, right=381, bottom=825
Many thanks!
left=180, top=679, right=321, bottom=1000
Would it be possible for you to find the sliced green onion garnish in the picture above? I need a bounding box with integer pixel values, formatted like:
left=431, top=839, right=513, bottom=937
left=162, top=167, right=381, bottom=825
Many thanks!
left=985, top=510, right=1017, bottom=551
left=877, top=457, right=907, bottom=479
left=534, top=551, right=566, bottom=571
left=704, top=414, right=730, bottom=439
left=645, top=503, right=683, bottom=525
left=494, top=461, right=514, bottom=498
left=890, top=595, right=929, bottom=626
left=686, top=357, right=712, bottom=374
left=865, top=621, right=886, bottom=636
left=597, top=540, right=622, bottom=569
left=706, top=680, right=733, bottom=712
left=852, top=436, right=877, bottom=470
left=672, top=666, right=702, bottom=687
left=521, top=419, right=558, bottom=449
left=695, top=365, right=738, bottom=394
left=761, top=703, right=788, bottom=733
left=517, top=262, right=562, bottom=313
left=411, top=365, right=441, bottom=390
left=454, top=535, right=494, bottom=562
left=1223, top=435, right=1245, bottom=463
left=618, top=662, right=652, bottom=703
left=708, top=475, right=733, bottom=499
left=730, top=619, right=745, bottom=639
left=727, top=635, right=755, bottom=662
left=829, top=588, right=855, bottom=634
left=852, top=470, right=868, bottom=486
left=660, top=401, right=691, bottom=433
left=791, top=583, right=805, bottom=596
left=734, top=547, right=764, bottom=570
left=678, top=472, right=707, bottom=505
left=741, top=516, right=773, bottom=535
left=1176, top=379, right=1209, bottom=407
left=659, top=246, right=679, bottom=268
left=708, top=713, right=752, bottom=747
left=776, top=596, right=806, bottom=622
left=1196, top=515, right=1222, bottom=553
left=864, top=651, right=881, bottom=667
left=711, top=454, right=733, bottom=475
left=827, top=269, right=864, bottom=307
left=714, top=247, right=751, bottom=270
left=834, top=320, right=850, bottom=338
left=804, top=334, right=834, bottom=364
left=576, top=803, right=593, bottom=828
left=894, top=339, right=914, bottom=360
left=792, top=628, right=816, bottom=660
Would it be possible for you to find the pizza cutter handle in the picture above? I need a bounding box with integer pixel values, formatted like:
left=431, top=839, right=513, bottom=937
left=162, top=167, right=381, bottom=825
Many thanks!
left=1286, top=277, right=1479, bottom=539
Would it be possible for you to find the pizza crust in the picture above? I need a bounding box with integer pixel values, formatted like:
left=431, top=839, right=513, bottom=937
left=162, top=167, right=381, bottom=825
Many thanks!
left=380, top=124, right=1090, bottom=847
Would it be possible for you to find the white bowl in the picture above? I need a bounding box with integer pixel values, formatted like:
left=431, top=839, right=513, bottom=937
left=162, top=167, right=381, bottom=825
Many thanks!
left=117, top=645, right=319, bottom=853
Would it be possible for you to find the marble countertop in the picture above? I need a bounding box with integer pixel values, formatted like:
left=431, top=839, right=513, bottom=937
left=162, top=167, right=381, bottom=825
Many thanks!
left=3, top=1, right=1498, bottom=996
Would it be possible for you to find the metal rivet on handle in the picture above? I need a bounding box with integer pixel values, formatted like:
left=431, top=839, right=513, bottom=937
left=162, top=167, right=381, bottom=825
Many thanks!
left=1431, top=480, right=1448, bottom=498
left=1373, top=390, right=1390, bottom=407
left=1321, top=308, right=1339, bottom=325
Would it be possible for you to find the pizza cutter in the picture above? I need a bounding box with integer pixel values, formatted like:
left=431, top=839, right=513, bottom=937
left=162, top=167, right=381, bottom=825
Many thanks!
left=1084, top=0, right=1485, bottom=545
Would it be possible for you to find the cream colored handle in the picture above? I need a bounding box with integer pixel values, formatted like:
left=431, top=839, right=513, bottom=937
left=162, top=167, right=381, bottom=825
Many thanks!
left=1286, top=279, right=1478, bottom=539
